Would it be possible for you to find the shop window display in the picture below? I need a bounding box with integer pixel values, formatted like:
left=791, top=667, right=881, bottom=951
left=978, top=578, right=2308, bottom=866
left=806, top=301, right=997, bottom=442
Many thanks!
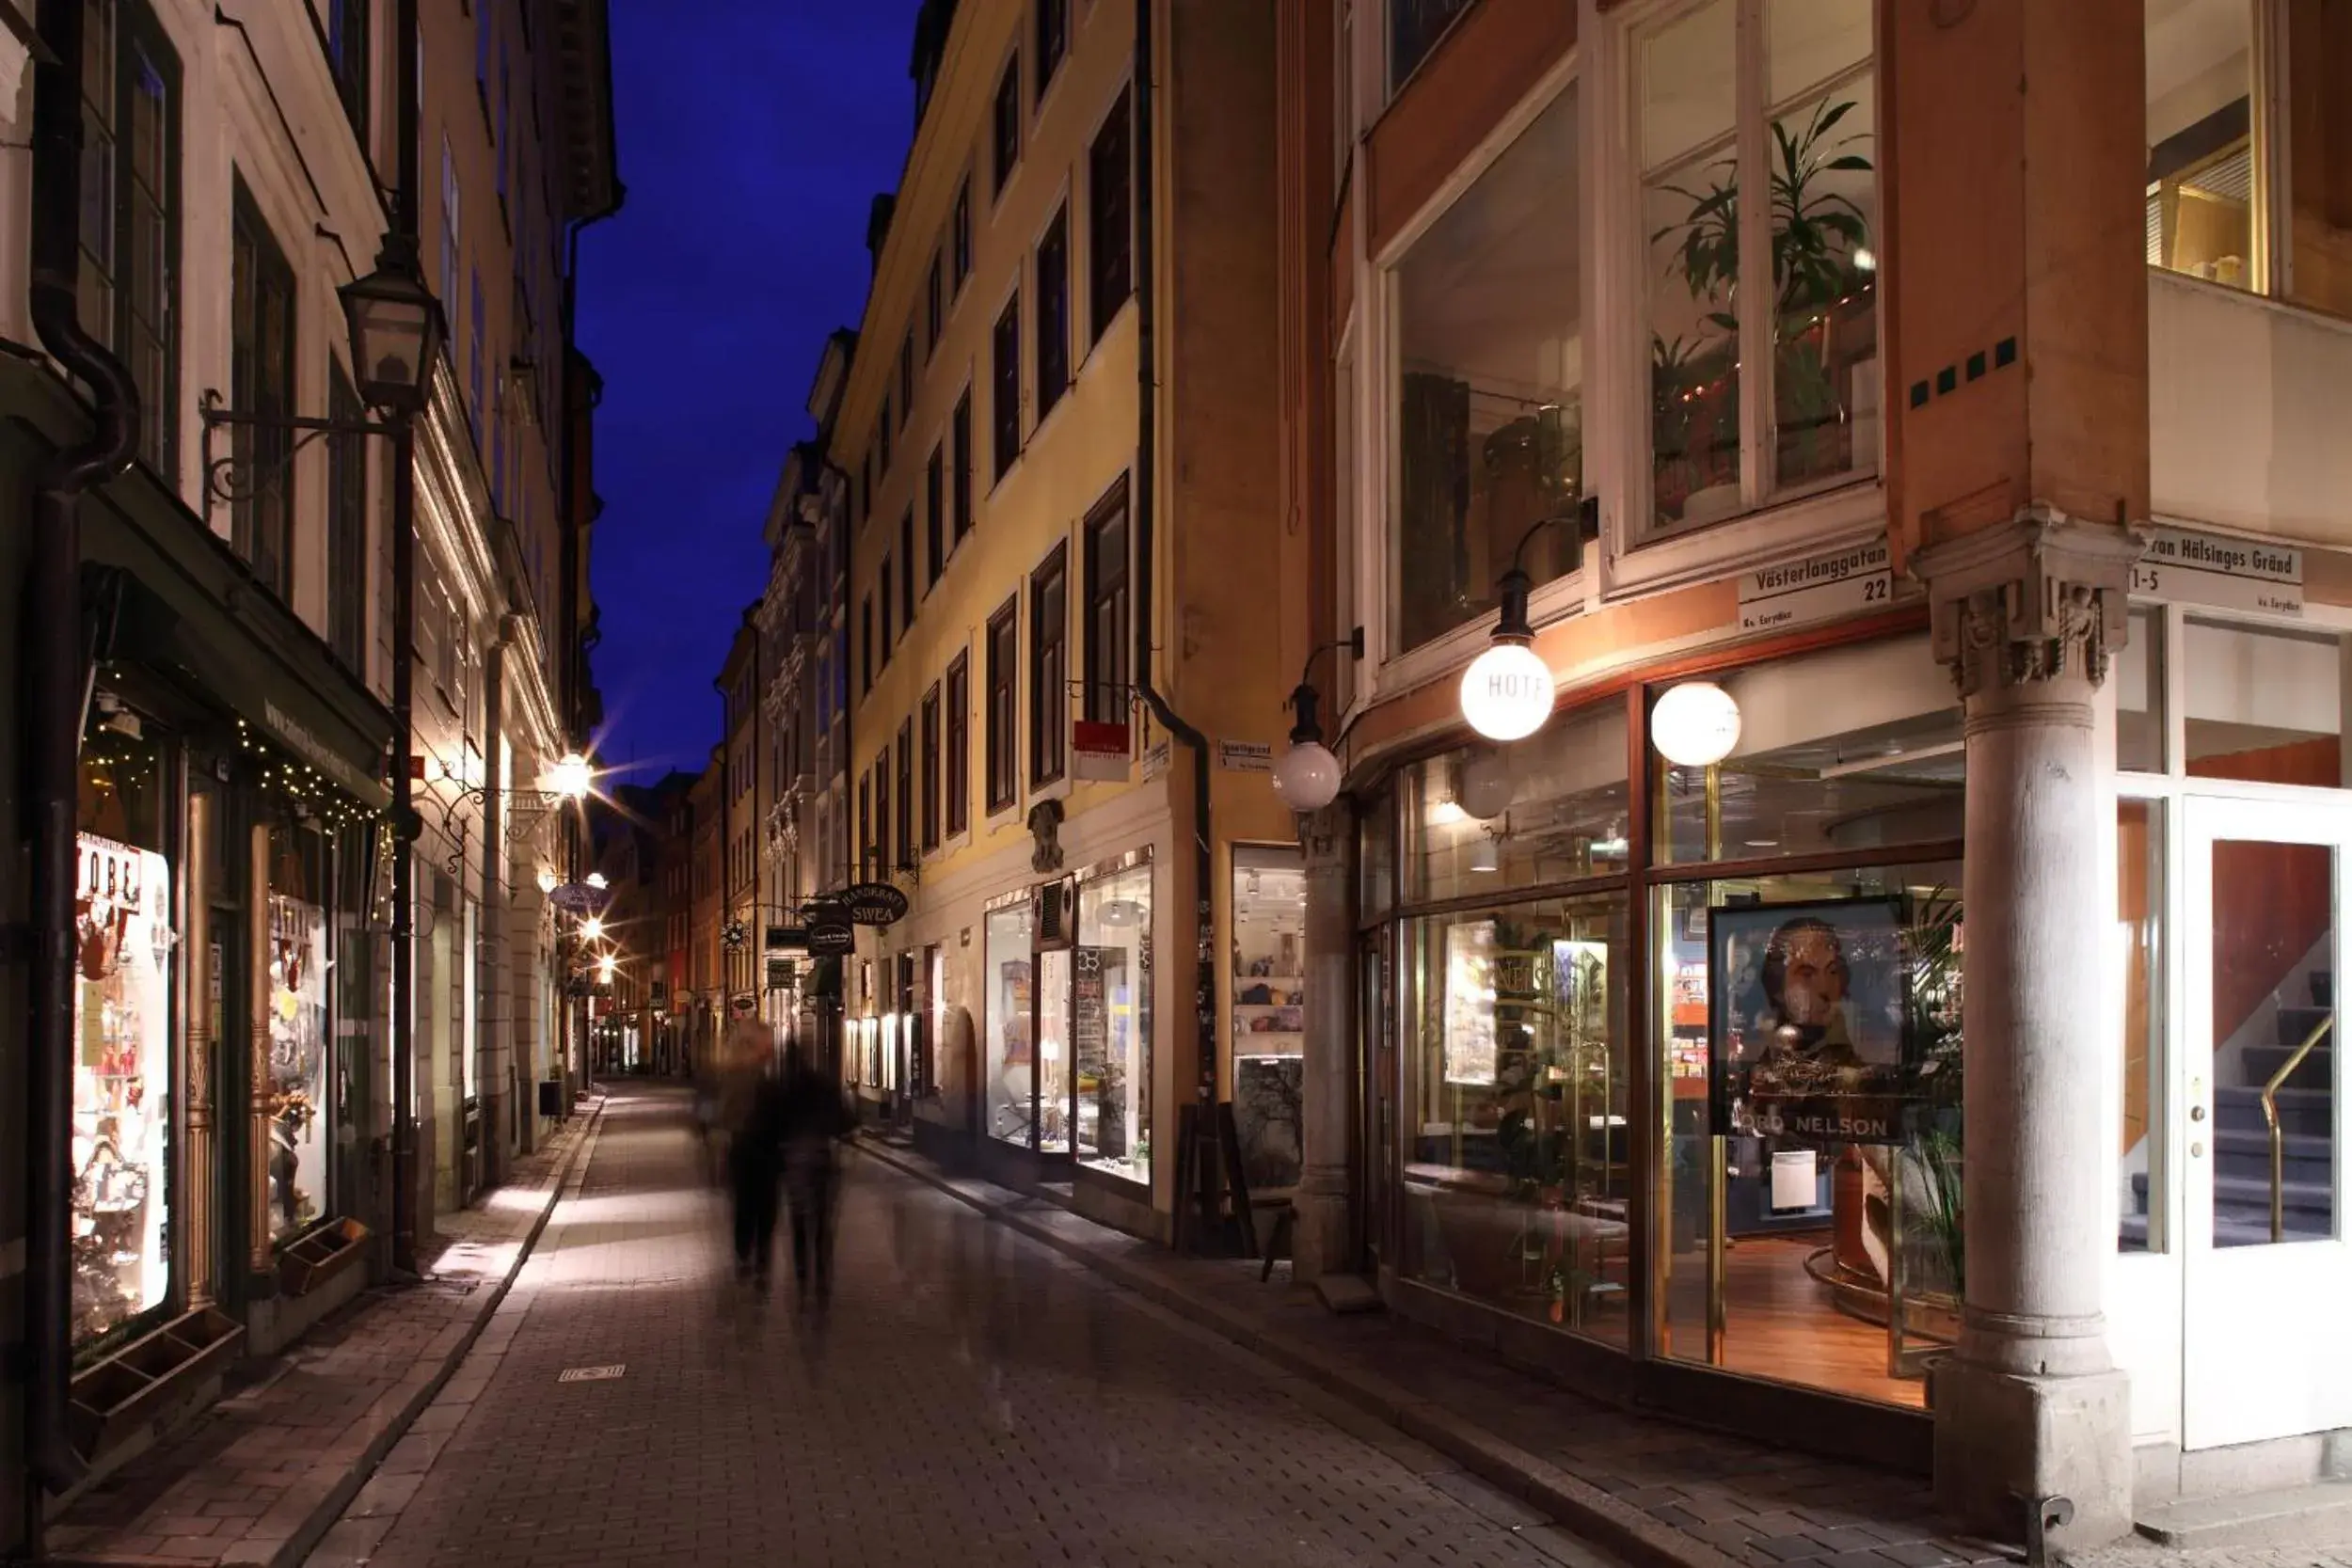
left=985, top=902, right=1035, bottom=1145
left=1076, top=863, right=1152, bottom=1183
left=1402, top=701, right=1628, bottom=905
left=1657, top=859, right=1962, bottom=1407
left=73, top=721, right=174, bottom=1343
left=1232, top=848, right=1303, bottom=1191
left=266, top=826, right=331, bottom=1243
left=1399, top=894, right=1632, bottom=1343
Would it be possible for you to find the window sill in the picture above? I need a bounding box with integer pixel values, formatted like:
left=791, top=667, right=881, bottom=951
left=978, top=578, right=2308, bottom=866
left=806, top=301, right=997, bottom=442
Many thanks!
left=1603, top=479, right=1885, bottom=603
left=985, top=802, right=1020, bottom=832
left=1028, top=775, right=1072, bottom=810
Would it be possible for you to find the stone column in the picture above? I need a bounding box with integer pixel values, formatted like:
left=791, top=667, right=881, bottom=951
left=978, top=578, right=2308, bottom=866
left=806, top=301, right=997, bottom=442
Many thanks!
left=1293, top=800, right=1367, bottom=1305
left=1915, top=509, right=2141, bottom=1546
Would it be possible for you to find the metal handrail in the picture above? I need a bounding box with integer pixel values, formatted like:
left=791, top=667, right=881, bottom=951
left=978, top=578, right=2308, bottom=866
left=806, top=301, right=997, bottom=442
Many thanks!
left=2263, top=1014, right=2332, bottom=1243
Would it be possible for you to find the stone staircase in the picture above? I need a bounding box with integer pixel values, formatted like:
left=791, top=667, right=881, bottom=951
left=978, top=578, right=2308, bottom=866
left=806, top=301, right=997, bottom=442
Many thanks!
left=2122, top=969, right=2334, bottom=1249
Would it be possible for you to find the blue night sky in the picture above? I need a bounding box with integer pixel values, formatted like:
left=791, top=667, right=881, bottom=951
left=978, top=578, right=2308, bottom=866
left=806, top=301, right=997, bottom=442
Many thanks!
left=577, top=0, right=924, bottom=784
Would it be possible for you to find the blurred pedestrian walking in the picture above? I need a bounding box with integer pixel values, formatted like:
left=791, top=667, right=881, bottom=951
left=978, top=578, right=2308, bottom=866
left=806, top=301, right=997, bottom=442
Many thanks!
left=777, top=1041, right=851, bottom=1308
left=720, top=1022, right=786, bottom=1293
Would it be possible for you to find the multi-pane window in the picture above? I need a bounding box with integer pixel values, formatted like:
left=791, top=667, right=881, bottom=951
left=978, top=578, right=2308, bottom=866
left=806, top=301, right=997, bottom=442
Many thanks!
left=986, top=601, right=1019, bottom=813
left=1031, top=545, right=1068, bottom=787
left=952, top=390, right=975, bottom=541
left=327, top=368, right=370, bottom=673
left=927, top=250, right=944, bottom=355
left=1089, top=88, right=1134, bottom=343
left=874, top=749, right=892, bottom=875
left=953, top=178, right=973, bottom=288
left=861, top=594, right=875, bottom=693
left=230, top=182, right=296, bottom=600
left=77, top=0, right=182, bottom=479
left=327, top=0, right=370, bottom=141
left=921, top=683, right=943, bottom=851
left=896, top=719, right=914, bottom=867
left=1037, top=0, right=1068, bottom=102
left=925, top=446, right=946, bottom=587
left=1083, top=479, right=1130, bottom=725
left=881, top=556, right=896, bottom=659
left=1637, top=0, right=1878, bottom=535
left=899, top=332, right=914, bottom=427
left=858, top=770, right=872, bottom=874
left=1037, top=206, right=1071, bottom=422
left=993, top=55, right=1023, bottom=197
left=946, top=654, right=972, bottom=836
left=993, top=291, right=1023, bottom=480
left=899, top=510, right=916, bottom=626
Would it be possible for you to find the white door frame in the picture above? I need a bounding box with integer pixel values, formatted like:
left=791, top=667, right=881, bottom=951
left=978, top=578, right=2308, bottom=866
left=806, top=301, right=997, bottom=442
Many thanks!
left=2180, top=790, right=2352, bottom=1451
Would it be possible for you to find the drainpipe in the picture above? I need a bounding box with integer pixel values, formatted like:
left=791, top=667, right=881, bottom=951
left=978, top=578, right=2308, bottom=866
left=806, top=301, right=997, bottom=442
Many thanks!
left=389, top=0, right=422, bottom=1277
left=1130, top=0, right=1222, bottom=1248
left=27, top=0, right=139, bottom=1491
left=25, top=0, right=142, bottom=1497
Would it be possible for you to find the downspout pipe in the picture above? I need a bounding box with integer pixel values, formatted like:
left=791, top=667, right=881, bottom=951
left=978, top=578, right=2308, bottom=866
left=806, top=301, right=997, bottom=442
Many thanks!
left=1130, top=0, right=1222, bottom=1247
left=26, top=0, right=142, bottom=1496
left=389, top=0, right=422, bottom=1278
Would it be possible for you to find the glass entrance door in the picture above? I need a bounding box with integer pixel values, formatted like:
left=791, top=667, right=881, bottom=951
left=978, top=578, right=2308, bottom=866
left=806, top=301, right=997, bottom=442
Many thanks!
left=2183, top=794, right=2351, bottom=1449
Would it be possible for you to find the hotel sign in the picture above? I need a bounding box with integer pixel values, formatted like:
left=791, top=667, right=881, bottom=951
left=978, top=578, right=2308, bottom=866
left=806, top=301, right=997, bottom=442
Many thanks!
left=1738, top=539, right=1893, bottom=634
left=2132, top=527, right=2302, bottom=617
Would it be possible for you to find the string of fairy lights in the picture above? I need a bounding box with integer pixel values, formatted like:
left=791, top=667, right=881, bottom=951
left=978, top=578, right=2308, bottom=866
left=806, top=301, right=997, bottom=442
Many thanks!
left=231, top=717, right=388, bottom=835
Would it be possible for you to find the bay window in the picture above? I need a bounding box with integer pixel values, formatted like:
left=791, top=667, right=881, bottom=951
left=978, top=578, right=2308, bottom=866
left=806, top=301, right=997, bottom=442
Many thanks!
left=1637, top=0, right=1879, bottom=536
left=1391, top=82, right=1582, bottom=657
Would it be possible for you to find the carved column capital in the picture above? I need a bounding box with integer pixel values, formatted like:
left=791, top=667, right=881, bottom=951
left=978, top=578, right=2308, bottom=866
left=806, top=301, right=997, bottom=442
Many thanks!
left=1911, top=505, right=2145, bottom=701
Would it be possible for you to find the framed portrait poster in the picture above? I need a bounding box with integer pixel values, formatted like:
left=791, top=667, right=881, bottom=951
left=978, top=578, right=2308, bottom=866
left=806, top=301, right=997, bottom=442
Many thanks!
left=1707, top=896, right=1916, bottom=1145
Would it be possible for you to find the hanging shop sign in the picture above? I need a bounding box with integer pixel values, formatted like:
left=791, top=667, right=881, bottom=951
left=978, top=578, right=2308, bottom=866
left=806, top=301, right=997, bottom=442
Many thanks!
left=766, top=925, right=805, bottom=952
left=1072, top=720, right=1131, bottom=782
left=806, top=923, right=855, bottom=957
left=1737, top=537, right=1893, bottom=634
left=2131, top=526, right=2303, bottom=616
left=548, top=882, right=604, bottom=914
left=723, top=920, right=747, bottom=950
left=839, top=881, right=909, bottom=926
left=1141, top=737, right=1171, bottom=784
left=766, top=957, right=797, bottom=991
left=731, top=993, right=756, bottom=1013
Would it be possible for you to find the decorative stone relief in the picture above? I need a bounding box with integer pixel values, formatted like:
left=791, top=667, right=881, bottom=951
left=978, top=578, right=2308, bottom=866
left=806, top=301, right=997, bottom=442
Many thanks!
left=1911, top=504, right=2145, bottom=700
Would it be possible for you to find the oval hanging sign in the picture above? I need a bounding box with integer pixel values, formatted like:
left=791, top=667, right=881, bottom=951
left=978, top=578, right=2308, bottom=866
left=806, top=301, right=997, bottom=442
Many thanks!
left=840, top=881, right=910, bottom=926
left=806, top=923, right=855, bottom=957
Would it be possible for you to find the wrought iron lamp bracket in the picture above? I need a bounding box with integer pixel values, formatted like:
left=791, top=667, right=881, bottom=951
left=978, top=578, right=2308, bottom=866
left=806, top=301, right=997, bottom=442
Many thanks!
left=199, top=389, right=397, bottom=509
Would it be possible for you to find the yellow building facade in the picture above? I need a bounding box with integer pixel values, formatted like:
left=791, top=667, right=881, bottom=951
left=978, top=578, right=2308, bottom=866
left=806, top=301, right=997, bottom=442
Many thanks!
left=826, top=0, right=1297, bottom=1237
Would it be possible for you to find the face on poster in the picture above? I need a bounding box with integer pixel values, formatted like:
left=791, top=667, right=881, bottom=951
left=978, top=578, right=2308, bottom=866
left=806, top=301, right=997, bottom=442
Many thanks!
left=1708, top=896, right=1915, bottom=1144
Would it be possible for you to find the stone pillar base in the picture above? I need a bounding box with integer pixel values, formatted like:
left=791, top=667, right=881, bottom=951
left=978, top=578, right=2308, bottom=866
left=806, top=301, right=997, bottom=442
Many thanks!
left=1934, top=1356, right=2135, bottom=1548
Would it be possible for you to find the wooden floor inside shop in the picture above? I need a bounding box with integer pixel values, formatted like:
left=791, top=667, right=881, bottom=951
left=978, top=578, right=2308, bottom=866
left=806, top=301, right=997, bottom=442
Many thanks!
left=1667, top=1232, right=1930, bottom=1410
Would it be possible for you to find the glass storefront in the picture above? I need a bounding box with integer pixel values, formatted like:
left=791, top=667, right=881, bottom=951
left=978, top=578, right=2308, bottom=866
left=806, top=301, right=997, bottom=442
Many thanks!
left=1232, top=847, right=1304, bottom=1191
left=265, top=824, right=331, bottom=1243
left=1078, top=861, right=1152, bottom=1185
left=74, top=719, right=175, bottom=1344
left=985, top=901, right=1034, bottom=1144
left=1368, top=629, right=1970, bottom=1408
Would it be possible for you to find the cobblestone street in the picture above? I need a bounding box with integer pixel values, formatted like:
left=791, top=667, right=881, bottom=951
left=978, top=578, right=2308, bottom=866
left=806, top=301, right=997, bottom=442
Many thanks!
left=304, top=1088, right=1618, bottom=1567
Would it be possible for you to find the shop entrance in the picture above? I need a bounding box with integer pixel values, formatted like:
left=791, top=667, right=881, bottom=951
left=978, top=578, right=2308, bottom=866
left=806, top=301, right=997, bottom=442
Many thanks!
left=2182, top=793, right=2350, bottom=1449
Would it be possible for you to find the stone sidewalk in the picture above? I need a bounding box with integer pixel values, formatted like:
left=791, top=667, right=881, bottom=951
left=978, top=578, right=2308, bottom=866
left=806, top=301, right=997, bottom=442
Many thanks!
left=40, top=1099, right=608, bottom=1568
left=855, top=1138, right=2015, bottom=1568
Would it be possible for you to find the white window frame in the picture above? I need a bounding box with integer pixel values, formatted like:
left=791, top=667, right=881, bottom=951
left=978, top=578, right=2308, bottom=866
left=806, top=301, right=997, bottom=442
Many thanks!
left=1594, top=0, right=1888, bottom=600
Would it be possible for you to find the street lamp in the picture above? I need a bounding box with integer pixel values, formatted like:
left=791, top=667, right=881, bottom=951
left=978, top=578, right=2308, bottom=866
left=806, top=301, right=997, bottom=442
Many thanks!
left=580, top=915, right=606, bottom=943
left=1458, top=522, right=1561, bottom=743
left=1651, top=680, right=1743, bottom=768
left=1273, top=629, right=1363, bottom=813
left=545, top=751, right=593, bottom=802
left=585, top=871, right=610, bottom=892
left=338, top=236, right=446, bottom=415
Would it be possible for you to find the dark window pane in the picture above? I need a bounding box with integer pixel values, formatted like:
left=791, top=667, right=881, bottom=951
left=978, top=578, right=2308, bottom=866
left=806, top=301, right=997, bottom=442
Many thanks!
left=1031, top=546, right=1068, bottom=786
left=1391, top=0, right=1473, bottom=91
left=946, top=655, right=971, bottom=836
left=953, top=391, right=975, bottom=539
left=1037, top=0, right=1067, bottom=102
left=899, top=333, right=914, bottom=427
left=327, top=368, right=370, bottom=672
left=1037, top=206, right=1070, bottom=421
left=987, top=603, right=1019, bottom=811
left=953, top=179, right=972, bottom=286
left=899, top=510, right=915, bottom=625
left=993, top=293, right=1022, bottom=480
left=1089, top=88, right=1133, bottom=342
left=993, top=55, right=1022, bottom=197
left=926, top=447, right=945, bottom=586
left=1083, top=481, right=1130, bottom=725
left=897, top=720, right=914, bottom=867
left=881, top=557, right=895, bottom=657
left=231, top=182, right=295, bottom=601
left=922, top=685, right=943, bottom=851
